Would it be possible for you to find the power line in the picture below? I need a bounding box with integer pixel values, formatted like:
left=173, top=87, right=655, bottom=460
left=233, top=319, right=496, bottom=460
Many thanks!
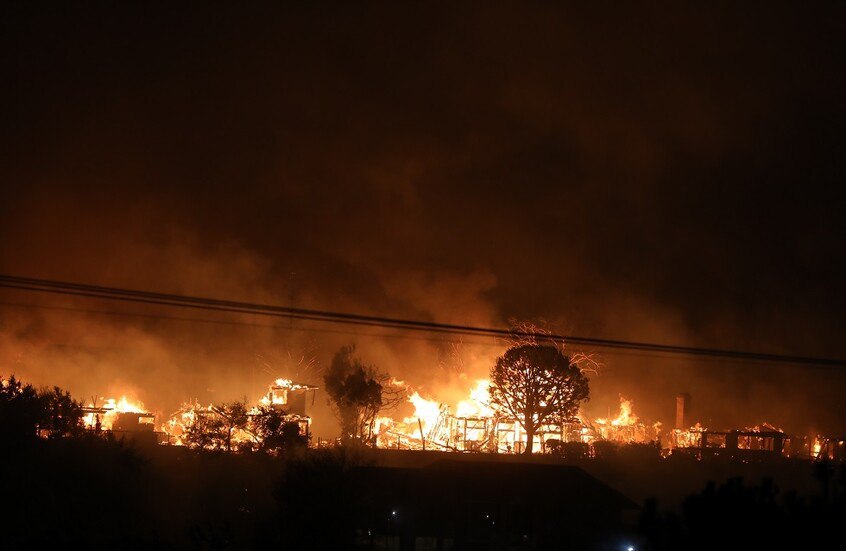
left=1, top=273, right=845, bottom=368
left=0, top=300, right=500, bottom=347
left=1, top=300, right=794, bottom=369
left=2, top=300, right=808, bottom=368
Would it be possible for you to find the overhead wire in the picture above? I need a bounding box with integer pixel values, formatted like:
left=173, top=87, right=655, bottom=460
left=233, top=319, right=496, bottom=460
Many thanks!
left=2, top=273, right=845, bottom=368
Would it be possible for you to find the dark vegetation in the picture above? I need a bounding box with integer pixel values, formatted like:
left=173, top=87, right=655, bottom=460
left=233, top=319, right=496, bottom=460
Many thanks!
left=324, top=345, right=385, bottom=442
left=323, top=345, right=401, bottom=443
left=181, top=401, right=307, bottom=454
left=1, top=435, right=369, bottom=549
left=638, top=465, right=846, bottom=550
left=1, top=374, right=84, bottom=441
left=183, top=401, right=249, bottom=452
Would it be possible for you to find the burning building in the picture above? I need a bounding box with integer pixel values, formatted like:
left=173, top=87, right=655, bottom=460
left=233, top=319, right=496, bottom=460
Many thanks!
left=374, top=380, right=660, bottom=455
left=372, top=382, right=846, bottom=463
left=667, top=395, right=841, bottom=461
left=76, top=378, right=843, bottom=463
left=82, top=396, right=163, bottom=446
left=161, top=378, right=318, bottom=449
left=259, top=378, right=318, bottom=438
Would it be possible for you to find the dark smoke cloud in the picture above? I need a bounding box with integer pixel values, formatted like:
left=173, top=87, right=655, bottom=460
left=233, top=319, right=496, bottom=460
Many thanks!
left=2, top=3, right=845, bottom=437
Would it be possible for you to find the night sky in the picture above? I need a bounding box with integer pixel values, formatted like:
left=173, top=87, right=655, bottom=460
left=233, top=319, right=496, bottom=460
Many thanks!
left=2, top=4, right=845, bottom=436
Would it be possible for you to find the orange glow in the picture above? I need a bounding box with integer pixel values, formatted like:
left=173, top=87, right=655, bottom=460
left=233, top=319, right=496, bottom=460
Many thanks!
left=83, top=395, right=149, bottom=431
left=374, top=385, right=661, bottom=453
left=595, top=397, right=637, bottom=427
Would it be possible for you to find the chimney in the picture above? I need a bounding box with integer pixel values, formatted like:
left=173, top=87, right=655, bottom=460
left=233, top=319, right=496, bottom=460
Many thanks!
left=675, top=393, right=691, bottom=429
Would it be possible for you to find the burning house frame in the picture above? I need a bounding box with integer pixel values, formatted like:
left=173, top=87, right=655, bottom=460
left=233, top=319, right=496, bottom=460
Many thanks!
left=77, top=379, right=319, bottom=450
left=373, top=384, right=845, bottom=463
left=375, top=388, right=660, bottom=455
left=668, top=421, right=845, bottom=462
left=82, top=397, right=165, bottom=445
left=161, top=378, right=318, bottom=448
left=75, top=378, right=842, bottom=463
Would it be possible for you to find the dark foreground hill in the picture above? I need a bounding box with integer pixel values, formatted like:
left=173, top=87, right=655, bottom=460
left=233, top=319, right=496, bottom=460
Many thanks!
left=2, top=439, right=843, bottom=550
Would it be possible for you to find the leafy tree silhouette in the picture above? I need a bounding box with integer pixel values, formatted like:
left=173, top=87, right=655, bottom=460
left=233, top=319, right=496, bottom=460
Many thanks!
left=40, top=386, right=84, bottom=439
left=251, top=404, right=308, bottom=453
left=324, top=345, right=385, bottom=442
left=184, top=409, right=228, bottom=450
left=639, top=471, right=846, bottom=550
left=489, top=344, right=589, bottom=454
left=1, top=375, right=83, bottom=441
left=216, top=400, right=249, bottom=452
left=1, top=374, right=43, bottom=442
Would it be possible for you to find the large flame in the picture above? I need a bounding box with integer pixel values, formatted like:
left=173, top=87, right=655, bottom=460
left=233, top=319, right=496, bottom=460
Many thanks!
left=594, top=396, right=638, bottom=426
left=406, top=391, right=441, bottom=437
left=374, top=385, right=664, bottom=452
left=83, top=395, right=149, bottom=431
left=374, top=381, right=490, bottom=449
left=455, top=379, right=493, bottom=418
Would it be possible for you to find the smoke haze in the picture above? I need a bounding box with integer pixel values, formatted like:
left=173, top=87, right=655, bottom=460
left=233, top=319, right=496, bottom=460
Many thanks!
left=2, top=3, right=846, bottom=437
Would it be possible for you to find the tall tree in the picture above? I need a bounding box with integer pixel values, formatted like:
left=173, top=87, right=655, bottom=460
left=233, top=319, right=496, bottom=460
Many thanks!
left=2, top=376, right=84, bottom=440
left=489, top=344, right=589, bottom=454
left=40, top=386, right=84, bottom=439
left=0, top=374, right=43, bottom=441
left=214, top=401, right=249, bottom=452
left=324, top=346, right=385, bottom=442
left=183, top=410, right=227, bottom=450
left=251, top=404, right=307, bottom=453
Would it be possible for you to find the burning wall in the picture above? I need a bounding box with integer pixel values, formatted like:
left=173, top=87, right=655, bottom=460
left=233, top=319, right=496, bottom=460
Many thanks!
left=161, top=378, right=316, bottom=449
left=74, top=376, right=842, bottom=461
left=78, top=379, right=316, bottom=450
left=82, top=396, right=154, bottom=432
left=373, top=380, right=661, bottom=454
